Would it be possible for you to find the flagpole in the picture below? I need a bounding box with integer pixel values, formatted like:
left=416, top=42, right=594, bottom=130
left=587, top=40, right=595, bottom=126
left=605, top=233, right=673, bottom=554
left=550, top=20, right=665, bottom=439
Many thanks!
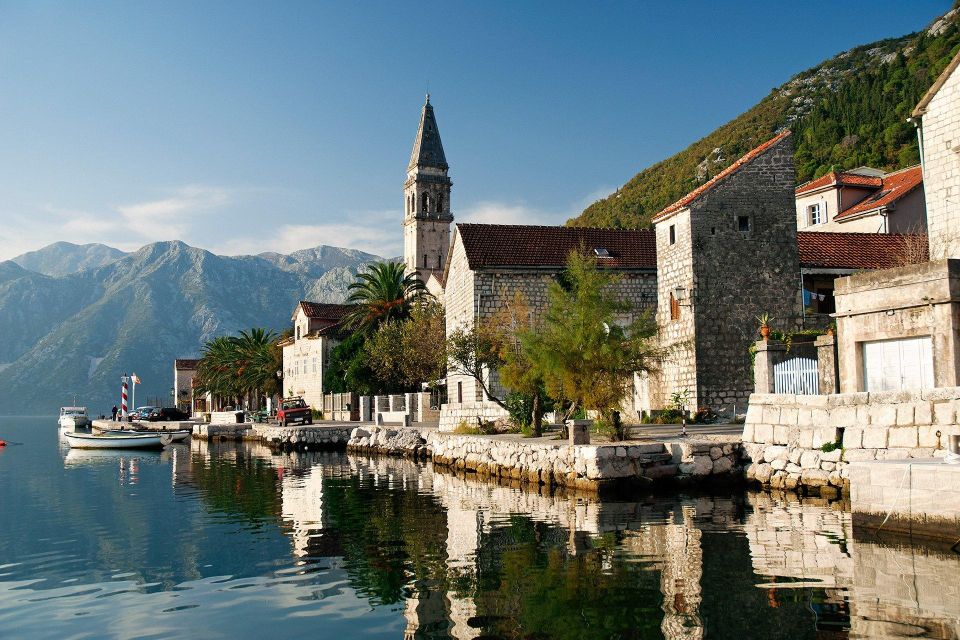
left=131, top=375, right=136, bottom=416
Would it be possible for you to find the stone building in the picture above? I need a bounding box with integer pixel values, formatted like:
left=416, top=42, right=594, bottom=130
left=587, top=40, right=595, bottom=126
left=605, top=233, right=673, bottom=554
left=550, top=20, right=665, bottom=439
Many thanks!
left=651, top=130, right=800, bottom=412
left=440, top=223, right=658, bottom=428
left=173, top=358, right=199, bottom=413
left=403, top=95, right=454, bottom=290
left=913, top=48, right=960, bottom=259
left=795, top=165, right=925, bottom=234
left=280, top=301, right=351, bottom=410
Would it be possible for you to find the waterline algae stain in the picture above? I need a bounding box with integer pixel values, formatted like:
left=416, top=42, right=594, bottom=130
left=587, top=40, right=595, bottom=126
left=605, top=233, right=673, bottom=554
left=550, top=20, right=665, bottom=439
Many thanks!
left=1, top=417, right=958, bottom=638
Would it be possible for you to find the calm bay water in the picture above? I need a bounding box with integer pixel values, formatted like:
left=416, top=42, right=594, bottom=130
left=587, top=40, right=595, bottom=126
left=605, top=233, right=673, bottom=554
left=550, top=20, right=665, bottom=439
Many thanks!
left=0, top=416, right=958, bottom=639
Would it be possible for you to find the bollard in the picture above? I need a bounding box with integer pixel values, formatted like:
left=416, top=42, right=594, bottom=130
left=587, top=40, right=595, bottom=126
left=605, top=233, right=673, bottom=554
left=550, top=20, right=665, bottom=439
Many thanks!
left=566, top=419, right=591, bottom=445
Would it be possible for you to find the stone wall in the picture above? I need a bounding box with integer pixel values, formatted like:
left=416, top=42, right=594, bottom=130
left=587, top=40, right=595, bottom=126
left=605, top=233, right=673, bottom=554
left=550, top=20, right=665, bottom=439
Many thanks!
left=742, top=390, right=960, bottom=495
left=833, top=259, right=960, bottom=392
left=849, top=459, right=960, bottom=539
left=346, top=426, right=429, bottom=459
left=438, top=401, right=510, bottom=432
left=919, top=55, right=960, bottom=259
left=654, top=134, right=799, bottom=412
left=689, top=134, right=800, bottom=411
left=252, top=424, right=352, bottom=450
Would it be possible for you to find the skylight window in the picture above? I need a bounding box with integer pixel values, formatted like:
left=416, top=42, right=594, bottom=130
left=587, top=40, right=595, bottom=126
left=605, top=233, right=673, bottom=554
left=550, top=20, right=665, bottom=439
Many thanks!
left=593, top=248, right=612, bottom=258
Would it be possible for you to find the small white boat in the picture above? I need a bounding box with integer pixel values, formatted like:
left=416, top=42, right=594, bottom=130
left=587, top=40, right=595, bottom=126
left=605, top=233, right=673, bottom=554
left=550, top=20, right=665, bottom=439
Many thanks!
left=64, top=431, right=172, bottom=450
left=102, top=428, right=191, bottom=443
left=59, top=406, right=90, bottom=429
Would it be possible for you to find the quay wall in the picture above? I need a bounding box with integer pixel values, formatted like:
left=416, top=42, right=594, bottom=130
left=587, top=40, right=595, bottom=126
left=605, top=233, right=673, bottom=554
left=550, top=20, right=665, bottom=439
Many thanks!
left=742, top=390, right=960, bottom=496
left=346, top=426, right=742, bottom=492
left=252, top=424, right=352, bottom=449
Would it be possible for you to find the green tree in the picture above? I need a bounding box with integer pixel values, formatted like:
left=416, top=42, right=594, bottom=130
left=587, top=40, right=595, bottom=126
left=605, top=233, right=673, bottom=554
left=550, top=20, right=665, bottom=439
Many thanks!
left=324, top=332, right=379, bottom=395
left=525, top=251, right=659, bottom=441
left=489, top=292, right=549, bottom=436
left=446, top=322, right=507, bottom=410
left=195, top=328, right=281, bottom=409
left=366, top=301, right=446, bottom=391
left=344, top=261, right=430, bottom=334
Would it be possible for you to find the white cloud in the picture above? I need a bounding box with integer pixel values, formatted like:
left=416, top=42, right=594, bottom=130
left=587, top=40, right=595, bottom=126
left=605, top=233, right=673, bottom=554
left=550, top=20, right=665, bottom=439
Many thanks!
left=117, top=185, right=234, bottom=239
left=210, top=209, right=402, bottom=259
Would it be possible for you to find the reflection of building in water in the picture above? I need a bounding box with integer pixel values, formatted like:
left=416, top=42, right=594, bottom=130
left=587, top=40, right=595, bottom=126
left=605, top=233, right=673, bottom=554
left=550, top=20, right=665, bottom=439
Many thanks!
left=280, top=466, right=326, bottom=557
left=742, top=491, right=960, bottom=638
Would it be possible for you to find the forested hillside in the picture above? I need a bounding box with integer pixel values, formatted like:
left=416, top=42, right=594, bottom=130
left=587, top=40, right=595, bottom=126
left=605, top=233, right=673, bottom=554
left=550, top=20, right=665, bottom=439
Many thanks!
left=572, top=5, right=960, bottom=229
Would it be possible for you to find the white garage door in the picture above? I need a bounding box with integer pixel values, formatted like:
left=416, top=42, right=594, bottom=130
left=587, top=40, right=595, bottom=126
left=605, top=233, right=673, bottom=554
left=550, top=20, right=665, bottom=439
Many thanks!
left=863, top=337, right=934, bottom=392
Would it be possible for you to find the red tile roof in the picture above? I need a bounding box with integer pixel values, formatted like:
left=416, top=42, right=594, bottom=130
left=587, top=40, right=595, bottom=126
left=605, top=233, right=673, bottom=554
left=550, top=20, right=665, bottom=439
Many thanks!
left=174, top=359, right=200, bottom=370
left=455, top=224, right=656, bottom=270
left=798, top=232, right=927, bottom=270
left=296, top=301, right=353, bottom=321
left=653, top=130, right=792, bottom=222
left=795, top=171, right=882, bottom=195
left=833, top=165, right=923, bottom=220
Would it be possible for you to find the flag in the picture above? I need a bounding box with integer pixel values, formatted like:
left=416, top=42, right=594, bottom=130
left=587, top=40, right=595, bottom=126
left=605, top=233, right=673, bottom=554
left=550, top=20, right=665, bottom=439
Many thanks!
left=131, top=373, right=141, bottom=385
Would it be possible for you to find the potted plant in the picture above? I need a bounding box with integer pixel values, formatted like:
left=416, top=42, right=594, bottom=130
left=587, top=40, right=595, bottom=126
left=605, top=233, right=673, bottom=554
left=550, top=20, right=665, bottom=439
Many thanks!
left=756, top=313, right=773, bottom=341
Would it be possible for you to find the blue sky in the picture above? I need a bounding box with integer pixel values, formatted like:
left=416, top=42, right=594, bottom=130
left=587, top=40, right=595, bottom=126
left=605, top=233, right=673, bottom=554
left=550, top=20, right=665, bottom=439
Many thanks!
left=0, top=1, right=949, bottom=259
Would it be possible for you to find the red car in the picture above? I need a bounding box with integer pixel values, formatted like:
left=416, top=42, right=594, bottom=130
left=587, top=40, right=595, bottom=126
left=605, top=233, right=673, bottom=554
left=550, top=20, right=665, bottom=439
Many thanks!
left=277, top=397, right=313, bottom=426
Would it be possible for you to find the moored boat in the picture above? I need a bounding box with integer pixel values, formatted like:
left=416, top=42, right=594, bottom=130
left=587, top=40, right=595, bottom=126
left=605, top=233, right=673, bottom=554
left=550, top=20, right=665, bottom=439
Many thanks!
left=59, top=407, right=90, bottom=429
left=64, top=431, right=172, bottom=449
left=102, top=428, right=191, bottom=443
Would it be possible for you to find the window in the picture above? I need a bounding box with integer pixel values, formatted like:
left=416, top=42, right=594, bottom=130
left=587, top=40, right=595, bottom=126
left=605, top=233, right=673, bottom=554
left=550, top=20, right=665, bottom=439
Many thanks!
left=312, top=357, right=317, bottom=373
left=457, top=381, right=463, bottom=404
left=423, top=194, right=431, bottom=212
left=808, top=203, right=823, bottom=225
left=593, top=248, right=611, bottom=258
left=669, top=225, right=676, bottom=245
left=423, top=253, right=427, bottom=268
left=710, top=227, right=716, bottom=235
left=737, top=215, right=751, bottom=233
left=669, top=292, right=680, bottom=320
left=296, top=326, right=300, bottom=340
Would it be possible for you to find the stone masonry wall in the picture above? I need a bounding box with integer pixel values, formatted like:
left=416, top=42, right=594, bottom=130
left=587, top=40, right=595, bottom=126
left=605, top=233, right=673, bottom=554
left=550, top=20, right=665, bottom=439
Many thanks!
left=741, top=390, right=960, bottom=495
left=688, top=135, right=800, bottom=411
left=921, top=57, right=960, bottom=259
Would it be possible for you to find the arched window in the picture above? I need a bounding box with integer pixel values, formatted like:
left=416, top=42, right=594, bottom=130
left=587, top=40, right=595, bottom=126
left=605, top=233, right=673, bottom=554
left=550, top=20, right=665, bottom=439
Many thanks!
left=423, top=194, right=431, bottom=213
left=423, top=253, right=427, bottom=268
left=436, top=193, right=442, bottom=213
left=296, top=326, right=301, bottom=340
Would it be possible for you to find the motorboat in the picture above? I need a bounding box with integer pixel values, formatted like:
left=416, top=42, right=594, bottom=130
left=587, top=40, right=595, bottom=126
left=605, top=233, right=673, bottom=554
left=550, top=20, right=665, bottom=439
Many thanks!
left=63, top=431, right=172, bottom=450
left=102, top=428, right=191, bottom=443
left=59, top=407, right=90, bottom=429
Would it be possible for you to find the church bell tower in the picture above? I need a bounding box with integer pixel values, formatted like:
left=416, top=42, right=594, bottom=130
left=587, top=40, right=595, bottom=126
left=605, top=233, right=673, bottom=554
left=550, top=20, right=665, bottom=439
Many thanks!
left=404, top=95, right=453, bottom=283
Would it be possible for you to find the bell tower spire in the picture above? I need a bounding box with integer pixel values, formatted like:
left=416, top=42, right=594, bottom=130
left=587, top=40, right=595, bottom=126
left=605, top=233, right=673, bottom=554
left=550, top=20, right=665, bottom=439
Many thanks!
left=404, top=95, right=453, bottom=284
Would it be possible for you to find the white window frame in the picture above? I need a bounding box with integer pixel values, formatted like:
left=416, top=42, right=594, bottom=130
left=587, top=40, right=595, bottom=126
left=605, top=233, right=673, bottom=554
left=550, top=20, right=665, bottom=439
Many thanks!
left=808, top=202, right=823, bottom=225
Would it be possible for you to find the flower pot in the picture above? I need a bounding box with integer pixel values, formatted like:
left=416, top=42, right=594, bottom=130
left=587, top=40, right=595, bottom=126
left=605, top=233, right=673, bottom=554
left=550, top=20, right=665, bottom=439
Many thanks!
left=759, top=325, right=771, bottom=341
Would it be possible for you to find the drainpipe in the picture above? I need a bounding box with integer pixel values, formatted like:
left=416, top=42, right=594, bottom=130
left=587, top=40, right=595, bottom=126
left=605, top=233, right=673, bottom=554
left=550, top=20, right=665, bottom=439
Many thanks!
left=908, top=116, right=925, bottom=176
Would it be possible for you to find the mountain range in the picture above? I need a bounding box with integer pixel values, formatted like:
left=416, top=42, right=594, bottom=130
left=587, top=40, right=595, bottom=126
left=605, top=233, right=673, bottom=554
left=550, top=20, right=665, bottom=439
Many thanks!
left=572, top=4, right=960, bottom=228
left=0, top=241, right=380, bottom=415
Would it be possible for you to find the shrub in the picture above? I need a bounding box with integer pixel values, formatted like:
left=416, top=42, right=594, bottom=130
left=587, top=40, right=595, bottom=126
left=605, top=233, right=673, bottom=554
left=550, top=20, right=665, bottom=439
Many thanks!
left=820, top=441, right=841, bottom=453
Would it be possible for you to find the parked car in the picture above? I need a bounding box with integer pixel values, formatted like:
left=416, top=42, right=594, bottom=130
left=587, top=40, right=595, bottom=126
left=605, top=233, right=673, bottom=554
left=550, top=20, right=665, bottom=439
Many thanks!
left=129, top=406, right=158, bottom=421
left=145, top=407, right=190, bottom=422
left=276, top=397, right=312, bottom=426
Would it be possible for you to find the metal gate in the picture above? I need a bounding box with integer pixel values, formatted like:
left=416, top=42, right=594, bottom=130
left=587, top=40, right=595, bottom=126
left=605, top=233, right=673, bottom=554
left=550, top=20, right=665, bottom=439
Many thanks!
left=774, top=356, right=819, bottom=395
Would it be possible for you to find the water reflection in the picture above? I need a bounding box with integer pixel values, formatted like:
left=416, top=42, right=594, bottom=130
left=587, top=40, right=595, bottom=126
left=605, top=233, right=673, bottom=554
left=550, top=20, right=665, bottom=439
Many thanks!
left=1, top=417, right=959, bottom=639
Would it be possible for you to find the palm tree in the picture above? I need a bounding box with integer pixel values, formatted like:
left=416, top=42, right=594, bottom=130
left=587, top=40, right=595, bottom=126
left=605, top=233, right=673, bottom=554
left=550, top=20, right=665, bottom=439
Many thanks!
left=344, top=261, right=430, bottom=334
left=195, top=328, right=280, bottom=410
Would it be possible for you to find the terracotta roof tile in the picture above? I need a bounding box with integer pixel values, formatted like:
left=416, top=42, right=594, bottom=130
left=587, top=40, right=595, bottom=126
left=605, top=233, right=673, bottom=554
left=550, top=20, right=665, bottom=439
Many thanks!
left=796, top=171, right=882, bottom=195
left=798, top=231, right=926, bottom=270
left=653, top=130, right=792, bottom=222
left=174, top=359, right=200, bottom=369
left=834, top=165, right=923, bottom=220
left=455, top=224, right=656, bottom=270
left=296, top=301, right=353, bottom=321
